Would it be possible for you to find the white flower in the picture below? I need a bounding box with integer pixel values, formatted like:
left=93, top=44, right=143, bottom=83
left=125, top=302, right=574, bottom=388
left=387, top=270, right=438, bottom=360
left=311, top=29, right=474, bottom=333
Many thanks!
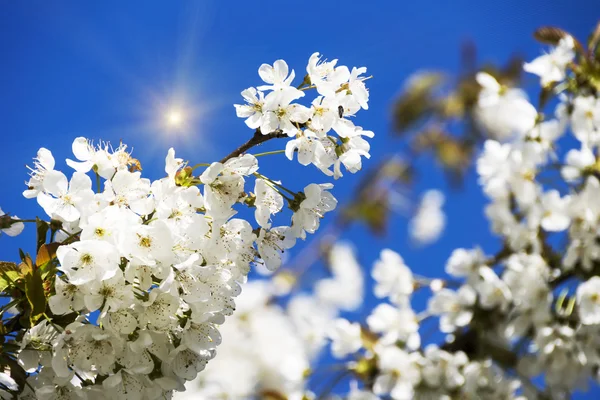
left=0, top=372, right=18, bottom=392
left=103, top=170, right=154, bottom=216
left=427, top=286, right=476, bottom=333
left=310, top=95, right=341, bottom=134
left=17, top=320, right=58, bottom=373
left=328, top=319, right=362, bottom=358
left=347, top=66, right=370, bottom=110
left=56, top=240, right=120, bottom=285
left=181, top=322, right=222, bottom=355
left=254, top=178, right=284, bottom=228
left=307, top=52, right=350, bottom=98
left=153, top=182, right=204, bottom=224
left=477, top=140, right=513, bottom=199
left=287, top=295, right=337, bottom=358
left=562, top=146, right=595, bottom=182
left=258, top=59, right=296, bottom=91
left=0, top=208, right=24, bottom=237
left=539, top=190, right=571, bottom=231
left=502, top=253, right=551, bottom=336
left=102, top=369, right=146, bottom=400
left=372, top=249, right=413, bottom=305
left=257, top=226, right=296, bottom=271
left=333, top=127, right=374, bottom=179
left=348, top=382, right=380, bottom=400
left=66, top=137, right=116, bottom=179
left=445, top=247, right=486, bottom=279
left=234, top=87, right=266, bottom=129
left=571, top=96, right=600, bottom=146
left=479, top=142, right=540, bottom=207
left=138, top=291, right=180, bottom=332
left=462, top=360, right=523, bottom=398
left=100, top=309, right=138, bottom=335
left=291, top=183, right=337, bottom=239
left=49, top=278, right=85, bottom=314
left=23, top=147, right=55, bottom=199
left=474, top=72, right=537, bottom=140
left=160, top=253, right=211, bottom=303
left=409, top=190, right=445, bottom=245
left=200, top=154, right=258, bottom=218
left=165, top=148, right=184, bottom=179
left=526, top=118, right=567, bottom=156
left=367, top=304, right=420, bottom=349
left=13, top=54, right=375, bottom=396
left=81, top=271, right=133, bottom=312
left=419, top=345, right=468, bottom=390
left=120, top=221, right=174, bottom=266
left=123, top=260, right=155, bottom=292
left=373, top=345, right=420, bottom=400
left=68, top=324, right=123, bottom=375
left=36, top=377, right=84, bottom=400
left=285, top=129, right=326, bottom=166
left=476, top=267, right=512, bottom=310
left=261, top=89, right=311, bottom=136
left=37, top=171, right=94, bottom=222
left=530, top=325, right=588, bottom=390
left=187, top=281, right=310, bottom=400
left=315, top=242, right=364, bottom=311
left=80, top=205, right=140, bottom=245
left=524, top=35, right=575, bottom=85
left=577, top=276, right=600, bottom=325
left=169, top=346, right=213, bottom=380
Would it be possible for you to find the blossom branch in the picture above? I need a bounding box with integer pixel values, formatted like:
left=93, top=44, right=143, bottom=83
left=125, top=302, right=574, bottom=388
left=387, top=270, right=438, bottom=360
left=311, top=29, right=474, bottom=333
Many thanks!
left=219, top=128, right=288, bottom=164
left=0, top=53, right=375, bottom=399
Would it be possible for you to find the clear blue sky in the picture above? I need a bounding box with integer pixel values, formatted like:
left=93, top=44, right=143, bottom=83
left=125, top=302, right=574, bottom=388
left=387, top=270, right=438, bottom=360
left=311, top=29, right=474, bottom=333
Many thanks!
left=1, top=1, right=598, bottom=397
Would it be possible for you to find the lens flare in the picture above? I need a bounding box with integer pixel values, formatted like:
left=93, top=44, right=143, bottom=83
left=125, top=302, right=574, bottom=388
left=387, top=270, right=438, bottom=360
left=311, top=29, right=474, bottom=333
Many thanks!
left=166, top=109, right=184, bottom=127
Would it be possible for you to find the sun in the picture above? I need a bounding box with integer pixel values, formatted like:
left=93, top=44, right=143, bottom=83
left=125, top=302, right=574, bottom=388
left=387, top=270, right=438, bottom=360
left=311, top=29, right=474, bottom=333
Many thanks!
left=165, top=109, right=184, bottom=127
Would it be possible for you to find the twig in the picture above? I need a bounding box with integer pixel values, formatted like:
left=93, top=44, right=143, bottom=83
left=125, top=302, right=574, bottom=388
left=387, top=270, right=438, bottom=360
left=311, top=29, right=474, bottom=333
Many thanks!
left=219, top=129, right=288, bottom=164
left=317, top=369, right=351, bottom=400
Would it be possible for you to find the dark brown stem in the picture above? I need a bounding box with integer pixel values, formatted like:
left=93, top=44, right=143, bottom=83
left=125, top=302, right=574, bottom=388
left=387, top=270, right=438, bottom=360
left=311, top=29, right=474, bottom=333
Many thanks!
left=219, top=129, right=288, bottom=164
left=442, top=328, right=518, bottom=369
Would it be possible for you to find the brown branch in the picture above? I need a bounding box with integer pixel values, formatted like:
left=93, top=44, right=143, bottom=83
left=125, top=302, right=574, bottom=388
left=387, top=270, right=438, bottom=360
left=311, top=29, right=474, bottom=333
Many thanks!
left=442, top=328, right=518, bottom=369
left=219, top=129, right=288, bottom=164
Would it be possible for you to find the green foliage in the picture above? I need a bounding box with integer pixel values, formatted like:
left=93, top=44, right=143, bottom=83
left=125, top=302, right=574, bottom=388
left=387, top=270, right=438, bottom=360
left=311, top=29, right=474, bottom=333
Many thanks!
left=24, top=267, right=47, bottom=328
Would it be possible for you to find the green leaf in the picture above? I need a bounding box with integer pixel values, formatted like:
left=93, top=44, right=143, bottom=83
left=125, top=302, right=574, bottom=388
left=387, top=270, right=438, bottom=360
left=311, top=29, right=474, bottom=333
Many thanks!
left=0, top=262, right=20, bottom=293
left=36, top=218, right=49, bottom=252
left=18, top=249, right=27, bottom=263
left=0, top=279, right=9, bottom=294
left=0, top=271, right=21, bottom=293
left=392, top=72, right=445, bottom=132
left=3, top=270, right=20, bottom=282
left=36, top=242, right=59, bottom=267
left=0, top=261, right=18, bottom=274
left=19, top=258, right=33, bottom=277
left=24, top=269, right=46, bottom=327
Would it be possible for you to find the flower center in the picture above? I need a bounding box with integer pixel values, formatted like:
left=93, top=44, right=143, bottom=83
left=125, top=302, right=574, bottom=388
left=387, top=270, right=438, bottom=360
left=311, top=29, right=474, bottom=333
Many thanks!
left=80, top=253, right=94, bottom=265
left=138, top=235, right=152, bottom=248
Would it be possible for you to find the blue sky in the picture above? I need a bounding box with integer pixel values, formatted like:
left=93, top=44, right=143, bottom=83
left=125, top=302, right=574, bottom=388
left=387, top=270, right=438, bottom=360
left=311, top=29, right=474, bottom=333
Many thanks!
left=1, top=1, right=599, bottom=397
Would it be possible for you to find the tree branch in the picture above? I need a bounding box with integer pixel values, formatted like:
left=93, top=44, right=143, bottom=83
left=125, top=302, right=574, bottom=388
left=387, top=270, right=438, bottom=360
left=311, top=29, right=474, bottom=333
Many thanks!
left=219, top=129, right=288, bottom=164
left=442, top=328, right=518, bottom=369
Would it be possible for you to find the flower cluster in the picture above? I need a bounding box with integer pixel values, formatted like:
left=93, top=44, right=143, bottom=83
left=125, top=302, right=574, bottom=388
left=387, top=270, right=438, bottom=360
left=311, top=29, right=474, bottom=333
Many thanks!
left=176, top=242, right=364, bottom=400
left=235, top=53, right=373, bottom=179
left=179, top=25, right=600, bottom=400
left=326, top=31, right=600, bottom=399
left=0, top=53, right=372, bottom=399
